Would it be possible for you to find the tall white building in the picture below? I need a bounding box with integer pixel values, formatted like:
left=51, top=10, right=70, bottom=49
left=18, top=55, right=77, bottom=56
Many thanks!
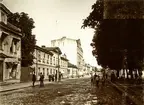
left=51, top=36, right=84, bottom=71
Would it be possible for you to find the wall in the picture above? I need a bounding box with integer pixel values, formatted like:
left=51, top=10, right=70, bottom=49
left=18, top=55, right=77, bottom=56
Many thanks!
left=20, top=67, right=33, bottom=82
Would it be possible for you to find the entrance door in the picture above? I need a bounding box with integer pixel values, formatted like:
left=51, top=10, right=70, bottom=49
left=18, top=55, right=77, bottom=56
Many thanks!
left=0, top=61, right=3, bottom=81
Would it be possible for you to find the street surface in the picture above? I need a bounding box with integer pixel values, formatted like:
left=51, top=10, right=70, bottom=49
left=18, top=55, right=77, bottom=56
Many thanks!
left=0, top=77, right=134, bottom=105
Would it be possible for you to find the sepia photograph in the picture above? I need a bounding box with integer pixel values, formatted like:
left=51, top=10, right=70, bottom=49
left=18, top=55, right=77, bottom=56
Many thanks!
left=0, top=0, right=144, bottom=105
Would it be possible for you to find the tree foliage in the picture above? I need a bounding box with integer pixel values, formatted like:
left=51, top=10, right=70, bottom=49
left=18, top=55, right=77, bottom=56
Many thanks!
left=82, top=0, right=144, bottom=74
left=8, top=12, right=36, bottom=67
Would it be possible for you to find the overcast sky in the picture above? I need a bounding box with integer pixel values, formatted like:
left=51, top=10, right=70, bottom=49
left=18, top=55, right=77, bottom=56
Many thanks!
left=2, top=0, right=102, bottom=67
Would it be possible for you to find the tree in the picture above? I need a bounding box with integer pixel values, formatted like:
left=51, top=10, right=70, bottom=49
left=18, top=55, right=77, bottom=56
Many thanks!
left=82, top=0, right=144, bottom=78
left=8, top=12, right=36, bottom=67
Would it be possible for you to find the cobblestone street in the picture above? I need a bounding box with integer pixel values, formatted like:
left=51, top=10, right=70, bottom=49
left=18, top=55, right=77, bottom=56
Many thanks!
left=0, top=77, right=127, bottom=105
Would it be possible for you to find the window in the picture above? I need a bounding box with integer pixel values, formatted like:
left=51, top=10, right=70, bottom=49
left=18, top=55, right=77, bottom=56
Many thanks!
left=50, top=69, right=52, bottom=74
left=50, top=56, right=52, bottom=65
left=53, top=57, right=55, bottom=65
left=43, top=68, right=45, bottom=75
left=47, top=55, right=49, bottom=64
left=13, top=41, right=17, bottom=54
left=47, top=68, right=49, bottom=75
left=38, top=67, right=40, bottom=74
left=56, top=58, right=58, bottom=65
left=38, top=51, right=41, bottom=62
left=1, top=12, right=6, bottom=23
left=43, top=53, right=45, bottom=63
left=10, top=42, right=13, bottom=53
left=44, top=53, right=45, bottom=58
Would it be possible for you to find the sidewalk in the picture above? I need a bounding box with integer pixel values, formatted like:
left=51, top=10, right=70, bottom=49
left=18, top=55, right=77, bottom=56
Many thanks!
left=0, top=80, right=56, bottom=93
left=0, top=76, right=90, bottom=93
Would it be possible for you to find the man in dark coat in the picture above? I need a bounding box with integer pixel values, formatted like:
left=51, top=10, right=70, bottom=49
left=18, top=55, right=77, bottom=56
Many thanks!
left=32, top=72, right=36, bottom=87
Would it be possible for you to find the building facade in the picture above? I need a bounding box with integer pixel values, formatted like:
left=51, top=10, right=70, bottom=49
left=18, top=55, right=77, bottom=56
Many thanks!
left=60, top=54, right=69, bottom=78
left=51, top=37, right=84, bottom=73
left=0, top=3, right=22, bottom=83
left=67, top=62, right=78, bottom=78
left=32, top=45, right=53, bottom=80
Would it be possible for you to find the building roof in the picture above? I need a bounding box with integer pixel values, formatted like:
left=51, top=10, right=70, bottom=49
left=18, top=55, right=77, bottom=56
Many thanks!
left=51, top=36, right=78, bottom=42
left=61, top=56, right=69, bottom=61
left=0, top=22, right=22, bottom=36
left=46, top=47, right=62, bottom=54
left=0, top=3, right=11, bottom=15
left=68, top=62, right=78, bottom=69
left=35, top=45, right=53, bottom=55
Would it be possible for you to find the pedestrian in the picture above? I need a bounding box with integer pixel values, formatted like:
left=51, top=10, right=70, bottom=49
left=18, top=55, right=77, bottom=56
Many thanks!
left=58, top=72, right=62, bottom=81
left=95, top=75, right=100, bottom=88
left=52, top=74, right=55, bottom=81
left=55, top=73, right=57, bottom=82
left=111, top=72, right=115, bottom=83
left=32, top=72, right=36, bottom=87
left=39, top=73, right=44, bottom=87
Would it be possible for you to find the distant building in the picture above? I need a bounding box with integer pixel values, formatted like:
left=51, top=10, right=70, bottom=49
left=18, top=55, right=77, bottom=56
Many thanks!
left=51, top=36, right=84, bottom=73
left=42, top=46, right=62, bottom=79
left=60, top=54, right=69, bottom=78
left=0, top=3, right=22, bottom=83
left=67, top=62, right=78, bottom=78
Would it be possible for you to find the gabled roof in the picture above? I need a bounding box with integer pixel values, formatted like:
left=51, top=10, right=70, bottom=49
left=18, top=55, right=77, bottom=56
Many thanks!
left=68, top=62, right=78, bottom=69
left=0, top=22, right=22, bottom=36
left=35, top=45, right=53, bottom=56
left=61, top=56, right=69, bottom=61
left=46, top=47, right=62, bottom=54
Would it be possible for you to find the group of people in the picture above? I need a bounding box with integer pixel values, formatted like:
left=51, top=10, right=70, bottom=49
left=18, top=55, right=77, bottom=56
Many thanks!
left=48, top=72, right=63, bottom=82
left=32, top=72, right=63, bottom=87
left=32, top=72, right=44, bottom=87
left=91, top=73, right=107, bottom=88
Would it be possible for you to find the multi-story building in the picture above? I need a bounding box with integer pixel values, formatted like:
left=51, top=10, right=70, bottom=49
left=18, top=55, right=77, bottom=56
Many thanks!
left=45, top=46, right=62, bottom=77
left=32, top=45, right=69, bottom=80
left=32, top=45, right=53, bottom=80
left=51, top=36, right=84, bottom=73
left=0, top=3, right=22, bottom=83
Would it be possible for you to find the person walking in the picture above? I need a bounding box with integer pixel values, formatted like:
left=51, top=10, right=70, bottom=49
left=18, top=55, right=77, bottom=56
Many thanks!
left=32, top=72, right=36, bottom=87
left=55, top=73, right=57, bottom=82
left=39, top=73, right=44, bottom=87
left=95, top=75, right=100, bottom=88
left=58, top=72, right=61, bottom=81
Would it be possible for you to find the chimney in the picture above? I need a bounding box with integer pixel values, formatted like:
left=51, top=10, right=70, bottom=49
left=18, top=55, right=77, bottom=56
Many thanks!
left=41, top=45, right=46, bottom=48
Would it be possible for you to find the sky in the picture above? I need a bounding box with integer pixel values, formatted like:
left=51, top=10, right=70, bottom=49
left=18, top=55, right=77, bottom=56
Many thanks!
left=2, top=0, right=101, bottom=68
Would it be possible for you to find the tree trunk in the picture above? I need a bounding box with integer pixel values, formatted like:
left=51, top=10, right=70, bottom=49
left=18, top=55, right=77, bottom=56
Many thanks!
left=116, top=70, right=119, bottom=78
left=126, top=69, right=129, bottom=79
left=129, top=70, right=133, bottom=79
